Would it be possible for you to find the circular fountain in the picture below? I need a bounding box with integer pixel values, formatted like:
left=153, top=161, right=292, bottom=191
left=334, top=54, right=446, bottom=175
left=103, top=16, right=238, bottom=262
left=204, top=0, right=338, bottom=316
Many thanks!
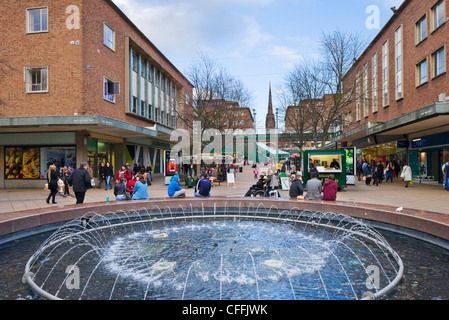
left=23, top=202, right=404, bottom=300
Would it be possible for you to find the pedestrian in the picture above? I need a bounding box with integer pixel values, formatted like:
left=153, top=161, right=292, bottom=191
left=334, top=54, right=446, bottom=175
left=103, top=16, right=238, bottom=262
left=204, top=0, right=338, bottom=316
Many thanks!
left=401, top=163, right=413, bottom=188
left=323, top=174, right=338, bottom=201
left=62, top=166, right=71, bottom=197
left=114, top=177, right=127, bottom=201
left=168, top=175, right=186, bottom=198
left=145, top=163, right=153, bottom=183
left=362, top=161, right=368, bottom=179
left=98, top=162, right=106, bottom=189
left=444, top=161, right=449, bottom=191
left=356, top=161, right=362, bottom=181
left=131, top=174, right=149, bottom=200
left=68, top=162, right=92, bottom=204
left=386, top=162, right=394, bottom=183
left=104, top=162, right=114, bottom=190
left=289, top=174, right=304, bottom=198
left=46, top=164, right=59, bottom=204
left=377, top=161, right=384, bottom=184
left=195, top=173, right=211, bottom=197
left=373, top=164, right=380, bottom=186
left=87, top=164, right=94, bottom=183
left=364, top=163, right=373, bottom=186
left=305, top=171, right=323, bottom=200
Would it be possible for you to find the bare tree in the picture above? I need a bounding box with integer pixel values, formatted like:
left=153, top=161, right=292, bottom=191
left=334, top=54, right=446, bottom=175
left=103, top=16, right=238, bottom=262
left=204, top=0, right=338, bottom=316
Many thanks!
left=178, top=51, right=254, bottom=133
left=279, top=59, right=326, bottom=153
left=316, top=28, right=367, bottom=149
left=176, top=52, right=254, bottom=172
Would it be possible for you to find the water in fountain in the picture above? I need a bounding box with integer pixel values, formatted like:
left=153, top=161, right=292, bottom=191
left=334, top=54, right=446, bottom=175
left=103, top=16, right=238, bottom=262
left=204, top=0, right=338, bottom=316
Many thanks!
left=23, top=202, right=403, bottom=300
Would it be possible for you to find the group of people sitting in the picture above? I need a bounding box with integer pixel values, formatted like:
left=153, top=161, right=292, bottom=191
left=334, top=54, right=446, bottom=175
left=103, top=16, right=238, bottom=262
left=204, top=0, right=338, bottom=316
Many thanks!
left=168, top=172, right=212, bottom=198
left=114, top=173, right=149, bottom=201
left=289, top=171, right=338, bottom=201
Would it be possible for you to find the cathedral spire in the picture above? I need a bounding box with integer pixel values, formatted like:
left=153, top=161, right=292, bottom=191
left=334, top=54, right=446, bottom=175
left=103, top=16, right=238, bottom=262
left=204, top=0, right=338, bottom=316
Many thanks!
left=265, top=82, right=276, bottom=130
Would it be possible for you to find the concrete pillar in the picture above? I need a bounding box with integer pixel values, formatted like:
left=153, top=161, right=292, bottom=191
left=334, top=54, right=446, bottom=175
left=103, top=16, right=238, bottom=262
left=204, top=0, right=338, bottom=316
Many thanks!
left=75, top=130, right=88, bottom=168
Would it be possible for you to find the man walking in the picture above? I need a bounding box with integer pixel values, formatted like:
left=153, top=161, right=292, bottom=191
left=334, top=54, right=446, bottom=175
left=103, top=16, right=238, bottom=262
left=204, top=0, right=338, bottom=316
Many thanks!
left=444, top=161, right=449, bottom=191
left=68, top=162, right=92, bottom=204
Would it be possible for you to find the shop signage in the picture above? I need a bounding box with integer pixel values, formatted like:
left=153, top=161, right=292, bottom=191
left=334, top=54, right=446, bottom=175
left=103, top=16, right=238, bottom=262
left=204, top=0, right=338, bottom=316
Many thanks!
left=411, top=131, right=449, bottom=149
left=397, top=140, right=410, bottom=148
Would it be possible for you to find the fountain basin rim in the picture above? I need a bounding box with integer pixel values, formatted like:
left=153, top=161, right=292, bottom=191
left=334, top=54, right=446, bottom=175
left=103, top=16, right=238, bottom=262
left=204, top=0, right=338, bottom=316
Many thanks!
left=23, top=211, right=404, bottom=301
left=2, top=197, right=449, bottom=243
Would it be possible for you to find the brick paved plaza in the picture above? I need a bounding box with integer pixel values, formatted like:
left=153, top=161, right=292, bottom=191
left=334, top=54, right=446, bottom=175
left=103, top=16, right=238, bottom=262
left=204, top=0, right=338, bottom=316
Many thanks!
left=1, top=164, right=448, bottom=215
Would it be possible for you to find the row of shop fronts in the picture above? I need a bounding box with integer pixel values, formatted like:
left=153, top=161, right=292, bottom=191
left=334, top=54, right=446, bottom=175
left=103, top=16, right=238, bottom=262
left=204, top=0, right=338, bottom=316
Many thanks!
left=335, top=103, right=449, bottom=184
left=0, top=116, right=174, bottom=189
left=356, top=135, right=449, bottom=183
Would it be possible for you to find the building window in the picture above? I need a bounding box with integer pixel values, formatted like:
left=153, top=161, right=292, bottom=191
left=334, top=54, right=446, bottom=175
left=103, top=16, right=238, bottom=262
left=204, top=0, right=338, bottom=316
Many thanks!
left=27, top=7, right=48, bottom=33
left=382, top=41, right=389, bottom=107
left=103, top=23, right=115, bottom=51
left=140, top=60, right=146, bottom=78
left=132, top=54, right=138, bottom=72
left=416, top=59, right=428, bottom=86
left=416, top=15, right=427, bottom=44
left=141, top=100, right=146, bottom=117
left=132, top=96, right=137, bottom=113
left=104, top=77, right=119, bottom=102
left=25, top=67, right=48, bottom=93
left=372, top=53, right=378, bottom=113
left=363, top=63, right=368, bottom=118
left=395, top=26, right=403, bottom=100
left=356, top=71, right=361, bottom=121
left=432, top=46, right=446, bottom=77
left=432, top=0, right=445, bottom=31
left=148, top=65, right=154, bottom=83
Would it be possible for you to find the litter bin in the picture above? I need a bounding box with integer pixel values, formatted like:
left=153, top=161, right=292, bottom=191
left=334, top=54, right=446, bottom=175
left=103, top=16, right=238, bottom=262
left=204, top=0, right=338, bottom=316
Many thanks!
left=186, top=176, right=193, bottom=188
left=239, top=166, right=243, bottom=173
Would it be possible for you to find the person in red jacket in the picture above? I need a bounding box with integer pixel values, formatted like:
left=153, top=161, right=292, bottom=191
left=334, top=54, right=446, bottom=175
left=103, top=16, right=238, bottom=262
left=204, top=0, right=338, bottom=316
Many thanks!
left=116, top=165, right=132, bottom=185
left=323, top=174, right=338, bottom=201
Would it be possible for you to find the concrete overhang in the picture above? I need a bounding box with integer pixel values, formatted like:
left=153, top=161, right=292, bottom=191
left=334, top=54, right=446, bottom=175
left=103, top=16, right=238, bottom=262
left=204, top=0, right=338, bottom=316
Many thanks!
left=0, top=115, right=162, bottom=140
left=333, top=102, right=449, bottom=145
left=368, top=102, right=449, bottom=136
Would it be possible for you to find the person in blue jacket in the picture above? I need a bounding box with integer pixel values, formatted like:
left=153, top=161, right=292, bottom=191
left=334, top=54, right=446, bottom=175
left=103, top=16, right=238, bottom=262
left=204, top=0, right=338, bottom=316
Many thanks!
left=168, top=175, right=186, bottom=198
left=131, top=174, right=149, bottom=200
left=195, top=173, right=211, bottom=197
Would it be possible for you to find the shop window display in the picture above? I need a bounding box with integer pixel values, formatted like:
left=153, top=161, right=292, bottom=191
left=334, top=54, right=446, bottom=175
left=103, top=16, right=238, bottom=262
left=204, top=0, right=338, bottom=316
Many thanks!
left=4, top=146, right=75, bottom=180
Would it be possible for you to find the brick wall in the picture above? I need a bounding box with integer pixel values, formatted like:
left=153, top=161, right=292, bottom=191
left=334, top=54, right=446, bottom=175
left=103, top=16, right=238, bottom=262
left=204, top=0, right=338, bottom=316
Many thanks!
left=343, top=0, right=449, bottom=133
left=0, top=0, right=193, bottom=131
left=0, top=0, right=84, bottom=117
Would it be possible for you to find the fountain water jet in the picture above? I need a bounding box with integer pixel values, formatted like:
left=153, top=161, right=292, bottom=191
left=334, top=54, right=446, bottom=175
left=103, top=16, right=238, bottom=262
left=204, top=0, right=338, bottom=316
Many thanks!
left=23, top=202, right=404, bottom=300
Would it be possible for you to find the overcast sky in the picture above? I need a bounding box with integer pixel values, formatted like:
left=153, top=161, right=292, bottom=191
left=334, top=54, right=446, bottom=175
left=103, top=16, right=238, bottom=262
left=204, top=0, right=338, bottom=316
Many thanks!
left=112, top=0, right=404, bottom=130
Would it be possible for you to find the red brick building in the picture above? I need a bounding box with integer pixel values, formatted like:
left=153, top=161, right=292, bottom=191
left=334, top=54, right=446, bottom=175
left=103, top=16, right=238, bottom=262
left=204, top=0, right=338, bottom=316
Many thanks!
left=0, top=0, right=194, bottom=188
left=336, top=0, right=449, bottom=182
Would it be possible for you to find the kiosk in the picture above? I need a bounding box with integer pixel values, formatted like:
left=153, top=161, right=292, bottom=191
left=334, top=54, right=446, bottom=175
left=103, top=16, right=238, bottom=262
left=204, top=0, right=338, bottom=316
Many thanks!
left=303, top=150, right=347, bottom=190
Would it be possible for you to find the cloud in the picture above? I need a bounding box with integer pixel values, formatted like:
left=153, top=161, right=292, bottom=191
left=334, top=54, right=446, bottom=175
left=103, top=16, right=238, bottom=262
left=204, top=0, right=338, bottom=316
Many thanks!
left=111, top=0, right=272, bottom=60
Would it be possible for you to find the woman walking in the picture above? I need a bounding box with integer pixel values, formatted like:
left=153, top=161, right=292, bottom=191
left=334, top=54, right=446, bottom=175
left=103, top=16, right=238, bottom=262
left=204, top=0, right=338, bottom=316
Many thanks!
left=104, top=162, right=114, bottom=190
left=46, top=164, right=59, bottom=204
left=401, top=163, right=413, bottom=188
left=62, top=166, right=71, bottom=197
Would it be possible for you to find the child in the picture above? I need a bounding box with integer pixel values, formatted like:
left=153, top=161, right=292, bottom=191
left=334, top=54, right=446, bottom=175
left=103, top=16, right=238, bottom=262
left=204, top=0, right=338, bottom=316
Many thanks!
left=254, top=168, right=259, bottom=179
